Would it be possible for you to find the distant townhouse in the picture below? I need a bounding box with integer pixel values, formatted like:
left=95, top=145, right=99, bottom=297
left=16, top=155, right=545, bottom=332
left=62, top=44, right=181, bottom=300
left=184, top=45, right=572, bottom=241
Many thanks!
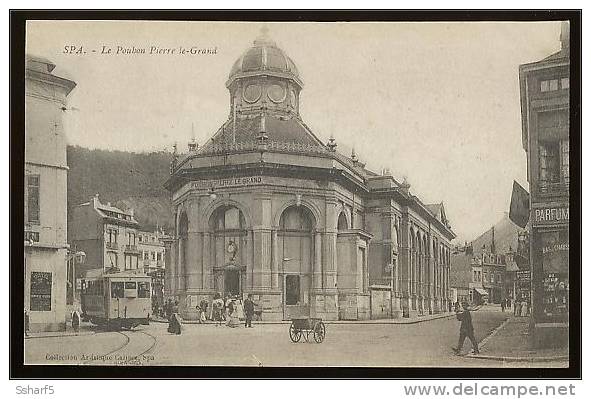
left=69, top=194, right=141, bottom=277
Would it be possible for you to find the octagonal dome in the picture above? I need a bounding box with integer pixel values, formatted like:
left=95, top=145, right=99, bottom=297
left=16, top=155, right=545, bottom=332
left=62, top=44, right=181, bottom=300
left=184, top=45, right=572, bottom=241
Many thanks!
left=227, top=35, right=302, bottom=88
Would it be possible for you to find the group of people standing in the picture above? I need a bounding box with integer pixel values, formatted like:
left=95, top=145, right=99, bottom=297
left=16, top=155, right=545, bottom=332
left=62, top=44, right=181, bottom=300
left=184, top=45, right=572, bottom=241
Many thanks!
left=205, top=293, right=256, bottom=328
left=512, top=298, right=530, bottom=317
left=164, top=293, right=258, bottom=333
left=498, top=297, right=529, bottom=317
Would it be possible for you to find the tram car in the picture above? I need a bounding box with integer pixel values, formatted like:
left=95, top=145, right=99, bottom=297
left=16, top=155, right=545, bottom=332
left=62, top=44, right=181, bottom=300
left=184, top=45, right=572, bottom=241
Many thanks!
left=81, top=269, right=151, bottom=330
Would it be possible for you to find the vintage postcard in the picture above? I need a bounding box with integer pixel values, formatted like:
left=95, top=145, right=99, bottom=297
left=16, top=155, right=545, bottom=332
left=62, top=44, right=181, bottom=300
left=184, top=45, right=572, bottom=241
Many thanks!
left=20, top=16, right=575, bottom=371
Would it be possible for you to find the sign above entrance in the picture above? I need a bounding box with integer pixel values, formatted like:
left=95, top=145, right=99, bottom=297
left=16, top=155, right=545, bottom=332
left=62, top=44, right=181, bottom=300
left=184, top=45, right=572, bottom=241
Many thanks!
left=190, top=176, right=264, bottom=190
left=532, top=205, right=569, bottom=226
left=173, top=175, right=265, bottom=200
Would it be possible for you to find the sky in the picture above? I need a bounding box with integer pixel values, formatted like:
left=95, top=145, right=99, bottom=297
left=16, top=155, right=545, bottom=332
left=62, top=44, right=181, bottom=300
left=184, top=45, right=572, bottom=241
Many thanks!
left=26, top=21, right=563, bottom=242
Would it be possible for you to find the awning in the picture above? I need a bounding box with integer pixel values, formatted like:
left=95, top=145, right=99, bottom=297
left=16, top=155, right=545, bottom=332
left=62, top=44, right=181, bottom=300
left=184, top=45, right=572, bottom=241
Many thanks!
left=474, top=288, right=488, bottom=296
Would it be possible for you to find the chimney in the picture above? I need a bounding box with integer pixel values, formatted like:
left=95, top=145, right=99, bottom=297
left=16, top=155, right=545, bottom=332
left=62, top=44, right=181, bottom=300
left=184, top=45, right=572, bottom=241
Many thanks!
left=129, top=208, right=134, bottom=218
left=93, top=193, right=100, bottom=208
left=491, top=226, right=496, bottom=254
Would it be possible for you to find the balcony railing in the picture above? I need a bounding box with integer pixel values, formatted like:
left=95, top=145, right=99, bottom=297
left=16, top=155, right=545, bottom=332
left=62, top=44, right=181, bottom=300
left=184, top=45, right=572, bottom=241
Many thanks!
left=125, top=244, right=139, bottom=253
left=106, top=242, right=118, bottom=250
left=538, top=181, right=569, bottom=195
left=24, top=230, right=40, bottom=244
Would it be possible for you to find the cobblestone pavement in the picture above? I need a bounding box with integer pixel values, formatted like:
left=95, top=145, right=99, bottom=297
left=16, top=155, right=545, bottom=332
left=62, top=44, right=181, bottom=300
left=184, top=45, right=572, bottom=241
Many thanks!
left=24, top=309, right=567, bottom=368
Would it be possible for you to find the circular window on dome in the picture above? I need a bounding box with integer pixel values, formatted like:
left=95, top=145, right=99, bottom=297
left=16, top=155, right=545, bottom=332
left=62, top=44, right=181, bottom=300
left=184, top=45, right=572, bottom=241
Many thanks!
left=267, top=84, right=286, bottom=103
left=243, top=84, right=262, bottom=103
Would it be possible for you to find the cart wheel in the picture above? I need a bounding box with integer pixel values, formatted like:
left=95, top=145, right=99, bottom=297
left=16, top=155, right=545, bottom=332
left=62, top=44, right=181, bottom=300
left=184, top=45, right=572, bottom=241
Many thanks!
left=313, top=321, right=326, bottom=343
left=289, top=322, right=301, bottom=343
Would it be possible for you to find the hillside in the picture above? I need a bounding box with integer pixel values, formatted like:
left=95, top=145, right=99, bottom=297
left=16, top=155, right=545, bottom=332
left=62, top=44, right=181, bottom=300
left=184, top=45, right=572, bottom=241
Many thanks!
left=67, top=146, right=175, bottom=232
left=471, top=212, right=525, bottom=255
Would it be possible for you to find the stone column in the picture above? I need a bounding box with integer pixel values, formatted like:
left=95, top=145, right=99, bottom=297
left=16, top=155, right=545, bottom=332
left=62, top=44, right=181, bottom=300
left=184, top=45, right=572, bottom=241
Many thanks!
left=186, top=231, right=203, bottom=290
left=177, top=238, right=185, bottom=292
left=246, top=230, right=254, bottom=290
left=323, top=231, right=338, bottom=292
left=313, top=231, right=322, bottom=290
left=399, top=214, right=411, bottom=314
left=169, top=240, right=178, bottom=294
left=252, top=192, right=272, bottom=291
left=271, top=229, right=279, bottom=290
left=203, top=232, right=213, bottom=290
left=252, top=229, right=272, bottom=290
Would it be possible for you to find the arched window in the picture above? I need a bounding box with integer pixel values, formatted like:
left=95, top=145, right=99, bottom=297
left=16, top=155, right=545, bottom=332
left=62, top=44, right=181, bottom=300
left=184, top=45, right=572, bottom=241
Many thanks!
left=337, top=211, right=348, bottom=231
left=208, top=205, right=247, bottom=268
left=278, top=206, right=315, bottom=306
left=209, top=205, right=246, bottom=232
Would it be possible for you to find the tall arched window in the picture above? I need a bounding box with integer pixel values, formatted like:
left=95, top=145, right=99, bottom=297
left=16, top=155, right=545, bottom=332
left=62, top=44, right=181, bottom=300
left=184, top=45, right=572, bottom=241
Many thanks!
left=337, top=211, right=348, bottom=231
left=208, top=205, right=248, bottom=296
left=278, top=206, right=314, bottom=306
left=209, top=205, right=247, bottom=266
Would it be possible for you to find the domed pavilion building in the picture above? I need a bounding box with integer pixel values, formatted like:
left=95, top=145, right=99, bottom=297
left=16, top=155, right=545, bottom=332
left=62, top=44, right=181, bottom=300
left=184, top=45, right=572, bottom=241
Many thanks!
left=164, top=32, right=456, bottom=321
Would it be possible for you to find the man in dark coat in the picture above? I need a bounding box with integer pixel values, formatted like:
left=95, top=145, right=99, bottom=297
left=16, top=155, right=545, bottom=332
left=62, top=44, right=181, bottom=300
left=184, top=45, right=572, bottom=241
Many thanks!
left=243, top=294, right=255, bottom=328
left=452, top=301, right=479, bottom=355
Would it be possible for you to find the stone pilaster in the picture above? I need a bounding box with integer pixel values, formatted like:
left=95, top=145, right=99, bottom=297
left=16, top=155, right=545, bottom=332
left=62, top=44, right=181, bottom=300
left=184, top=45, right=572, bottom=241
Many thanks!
left=271, top=229, right=279, bottom=290
left=186, top=231, right=203, bottom=290
left=313, top=231, right=322, bottom=291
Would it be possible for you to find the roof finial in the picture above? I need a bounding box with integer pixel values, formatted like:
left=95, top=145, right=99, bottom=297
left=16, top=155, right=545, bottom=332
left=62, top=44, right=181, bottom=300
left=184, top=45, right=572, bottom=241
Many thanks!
left=327, top=133, right=337, bottom=152
left=188, top=123, right=197, bottom=152
left=351, top=147, right=358, bottom=163
left=254, top=25, right=275, bottom=46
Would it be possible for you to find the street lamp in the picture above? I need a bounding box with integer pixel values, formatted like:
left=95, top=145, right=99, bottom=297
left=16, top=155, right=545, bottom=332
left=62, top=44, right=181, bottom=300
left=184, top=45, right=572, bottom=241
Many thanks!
left=67, top=249, right=86, bottom=307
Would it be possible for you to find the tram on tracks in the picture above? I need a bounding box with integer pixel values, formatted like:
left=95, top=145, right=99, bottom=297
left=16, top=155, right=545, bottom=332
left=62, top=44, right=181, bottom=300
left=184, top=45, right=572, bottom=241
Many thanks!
left=81, top=269, right=151, bottom=330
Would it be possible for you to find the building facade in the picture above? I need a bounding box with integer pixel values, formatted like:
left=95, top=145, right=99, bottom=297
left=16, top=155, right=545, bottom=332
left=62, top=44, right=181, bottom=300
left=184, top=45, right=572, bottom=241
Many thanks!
left=165, top=33, right=456, bottom=321
left=138, top=229, right=170, bottom=308
left=519, top=22, right=570, bottom=347
left=25, top=55, right=76, bottom=332
left=69, top=195, right=141, bottom=277
left=450, top=244, right=474, bottom=305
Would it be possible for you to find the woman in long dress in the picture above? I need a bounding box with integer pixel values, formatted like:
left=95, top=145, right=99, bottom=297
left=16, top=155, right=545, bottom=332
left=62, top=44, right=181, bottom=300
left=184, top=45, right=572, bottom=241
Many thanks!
left=226, top=299, right=240, bottom=328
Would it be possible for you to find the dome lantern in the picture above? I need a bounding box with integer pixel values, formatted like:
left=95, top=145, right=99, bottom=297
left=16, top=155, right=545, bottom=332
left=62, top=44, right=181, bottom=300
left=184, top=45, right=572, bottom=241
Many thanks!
left=226, top=28, right=303, bottom=118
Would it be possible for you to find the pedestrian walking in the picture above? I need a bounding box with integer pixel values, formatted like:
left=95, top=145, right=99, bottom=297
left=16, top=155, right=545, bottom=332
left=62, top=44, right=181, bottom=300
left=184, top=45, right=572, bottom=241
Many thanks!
left=507, top=298, right=512, bottom=309
left=212, top=293, right=224, bottom=326
left=165, top=298, right=173, bottom=321
left=71, top=309, right=81, bottom=334
left=501, top=299, right=506, bottom=312
left=244, top=294, right=255, bottom=328
left=226, top=298, right=239, bottom=328
left=452, top=301, right=479, bottom=355
left=167, top=312, right=182, bottom=335
left=514, top=299, right=522, bottom=316
left=521, top=300, right=529, bottom=317
left=198, top=299, right=208, bottom=324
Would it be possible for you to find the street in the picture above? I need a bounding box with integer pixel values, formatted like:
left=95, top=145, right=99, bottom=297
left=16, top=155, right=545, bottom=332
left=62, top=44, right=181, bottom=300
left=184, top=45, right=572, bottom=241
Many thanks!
left=25, top=309, right=566, bottom=368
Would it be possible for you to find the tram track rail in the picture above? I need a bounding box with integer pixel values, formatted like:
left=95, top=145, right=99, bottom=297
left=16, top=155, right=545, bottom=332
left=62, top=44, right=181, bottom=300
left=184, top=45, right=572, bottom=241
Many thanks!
left=82, top=328, right=157, bottom=366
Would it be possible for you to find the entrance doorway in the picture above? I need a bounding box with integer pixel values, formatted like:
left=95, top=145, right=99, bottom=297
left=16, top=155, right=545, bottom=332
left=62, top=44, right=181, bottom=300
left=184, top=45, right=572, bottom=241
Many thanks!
left=285, top=275, right=301, bottom=305
left=224, top=270, right=240, bottom=296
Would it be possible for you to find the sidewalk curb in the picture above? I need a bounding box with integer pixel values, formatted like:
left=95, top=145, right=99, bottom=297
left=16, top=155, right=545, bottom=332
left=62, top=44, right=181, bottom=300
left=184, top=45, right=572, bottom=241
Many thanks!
left=477, top=316, right=511, bottom=349
left=466, top=353, right=569, bottom=362
left=464, top=316, right=568, bottom=363
left=25, top=331, right=96, bottom=340
left=152, top=312, right=457, bottom=325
